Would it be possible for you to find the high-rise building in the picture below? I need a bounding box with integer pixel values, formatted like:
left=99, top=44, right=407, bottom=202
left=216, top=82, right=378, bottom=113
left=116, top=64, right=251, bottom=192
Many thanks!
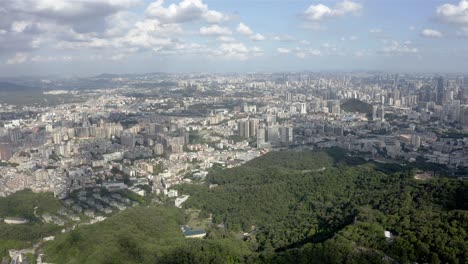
left=120, top=132, right=135, bottom=147
left=154, top=143, right=164, bottom=155
left=0, top=142, right=13, bottom=161
left=267, top=126, right=279, bottom=143
left=238, top=120, right=250, bottom=138
left=249, top=119, right=258, bottom=137
left=300, top=103, right=307, bottom=114
left=279, top=126, right=293, bottom=143
left=372, top=105, right=378, bottom=121
left=148, top=123, right=164, bottom=135
left=256, top=127, right=266, bottom=146
left=436, top=76, right=444, bottom=105
left=411, top=134, right=421, bottom=148
left=52, top=132, right=62, bottom=144
left=381, top=105, right=385, bottom=122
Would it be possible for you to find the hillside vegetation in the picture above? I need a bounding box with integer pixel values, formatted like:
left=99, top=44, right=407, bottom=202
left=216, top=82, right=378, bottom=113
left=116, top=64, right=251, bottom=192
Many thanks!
left=0, top=190, right=64, bottom=259
left=44, top=205, right=253, bottom=264
left=177, top=150, right=468, bottom=264
left=341, top=98, right=373, bottom=117
left=43, top=150, right=467, bottom=264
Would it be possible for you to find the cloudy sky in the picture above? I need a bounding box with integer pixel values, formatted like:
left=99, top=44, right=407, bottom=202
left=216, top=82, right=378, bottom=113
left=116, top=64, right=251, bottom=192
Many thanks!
left=1, top=0, right=468, bottom=76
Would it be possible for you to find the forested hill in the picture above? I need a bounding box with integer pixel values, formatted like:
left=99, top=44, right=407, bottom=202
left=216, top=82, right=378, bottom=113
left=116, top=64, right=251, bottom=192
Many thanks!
left=340, top=98, right=373, bottom=117
left=44, top=150, right=467, bottom=264
left=177, top=150, right=468, bottom=264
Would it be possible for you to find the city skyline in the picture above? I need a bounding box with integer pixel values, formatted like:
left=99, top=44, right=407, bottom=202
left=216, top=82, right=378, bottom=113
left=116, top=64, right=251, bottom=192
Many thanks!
left=2, top=0, right=468, bottom=77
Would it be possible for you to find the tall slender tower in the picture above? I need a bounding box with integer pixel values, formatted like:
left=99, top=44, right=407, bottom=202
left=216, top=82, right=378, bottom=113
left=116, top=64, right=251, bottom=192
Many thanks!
left=436, top=76, right=444, bottom=105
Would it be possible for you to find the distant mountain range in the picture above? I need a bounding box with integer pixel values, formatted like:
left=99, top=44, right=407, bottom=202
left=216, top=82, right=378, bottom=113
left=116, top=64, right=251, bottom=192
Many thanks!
left=0, top=82, right=39, bottom=92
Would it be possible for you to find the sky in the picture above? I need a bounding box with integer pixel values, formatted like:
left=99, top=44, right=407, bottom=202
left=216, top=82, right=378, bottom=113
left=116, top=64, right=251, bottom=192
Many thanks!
left=1, top=0, right=468, bottom=77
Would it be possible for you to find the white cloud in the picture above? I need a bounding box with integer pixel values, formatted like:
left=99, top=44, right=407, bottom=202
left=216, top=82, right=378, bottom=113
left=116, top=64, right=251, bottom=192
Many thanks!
left=292, top=47, right=322, bottom=58
left=354, top=49, right=372, bottom=57
left=236, top=23, right=253, bottom=35
left=296, top=52, right=306, bottom=59
left=341, top=35, right=358, bottom=41
left=236, top=22, right=264, bottom=41
left=7, top=0, right=140, bottom=20
left=215, top=42, right=262, bottom=60
left=145, top=0, right=227, bottom=24
left=6, top=52, right=29, bottom=64
left=200, top=25, right=232, bottom=36
left=308, top=49, right=322, bottom=56
left=304, top=0, right=362, bottom=21
left=277, top=48, right=291, bottom=53
left=30, top=55, right=73, bottom=62
left=421, top=29, right=443, bottom=38
left=456, top=27, right=468, bottom=36
left=105, top=11, right=139, bottom=37
left=217, top=36, right=235, bottom=42
left=381, top=41, right=418, bottom=54
left=109, top=54, right=126, bottom=60
left=436, top=0, right=468, bottom=24
left=369, top=28, right=382, bottom=34
left=274, top=35, right=295, bottom=42
left=250, top=33, right=265, bottom=41
left=55, top=18, right=182, bottom=53
left=11, top=21, right=32, bottom=33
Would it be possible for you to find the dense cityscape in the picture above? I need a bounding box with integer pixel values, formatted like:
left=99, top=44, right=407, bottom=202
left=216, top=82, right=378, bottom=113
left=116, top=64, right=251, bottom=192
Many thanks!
left=2, top=73, right=468, bottom=197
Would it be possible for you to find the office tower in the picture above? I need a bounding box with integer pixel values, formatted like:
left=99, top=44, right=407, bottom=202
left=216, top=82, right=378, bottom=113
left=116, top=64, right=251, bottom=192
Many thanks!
left=436, top=76, right=444, bottom=105
left=75, top=127, right=90, bottom=138
left=267, top=126, right=279, bottom=143
left=171, top=143, right=183, bottom=153
left=149, top=123, right=164, bottom=135
left=249, top=119, right=258, bottom=137
left=257, top=127, right=266, bottom=146
left=45, top=124, right=54, bottom=132
left=331, top=105, right=340, bottom=115
left=0, top=142, right=13, bottom=161
left=279, top=126, right=293, bottom=143
left=52, top=132, right=62, bottom=144
left=120, top=132, right=135, bottom=147
left=381, top=105, right=385, bottom=122
left=419, top=85, right=433, bottom=102
left=266, top=115, right=276, bottom=125
left=8, top=129, right=22, bottom=143
left=300, top=103, right=307, bottom=114
left=411, top=135, right=421, bottom=148
left=238, top=120, right=250, bottom=138
left=372, top=105, right=378, bottom=121
left=154, top=143, right=164, bottom=155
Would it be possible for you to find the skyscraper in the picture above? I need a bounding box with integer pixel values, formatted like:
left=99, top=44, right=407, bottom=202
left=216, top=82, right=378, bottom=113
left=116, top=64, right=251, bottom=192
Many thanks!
left=238, top=120, right=250, bottom=138
left=249, top=119, right=258, bottom=137
left=436, top=76, right=444, bottom=105
left=0, top=142, right=13, bottom=161
left=381, top=105, right=385, bottom=122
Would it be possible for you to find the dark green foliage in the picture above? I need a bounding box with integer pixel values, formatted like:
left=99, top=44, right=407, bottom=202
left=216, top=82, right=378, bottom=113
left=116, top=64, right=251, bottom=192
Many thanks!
left=0, top=189, right=62, bottom=220
left=177, top=150, right=468, bottom=264
left=44, top=205, right=253, bottom=264
left=341, top=99, right=373, bottom=118
left=244, top=150, right=333, bottom=171
left=0, top=190, right=64, bottom=259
